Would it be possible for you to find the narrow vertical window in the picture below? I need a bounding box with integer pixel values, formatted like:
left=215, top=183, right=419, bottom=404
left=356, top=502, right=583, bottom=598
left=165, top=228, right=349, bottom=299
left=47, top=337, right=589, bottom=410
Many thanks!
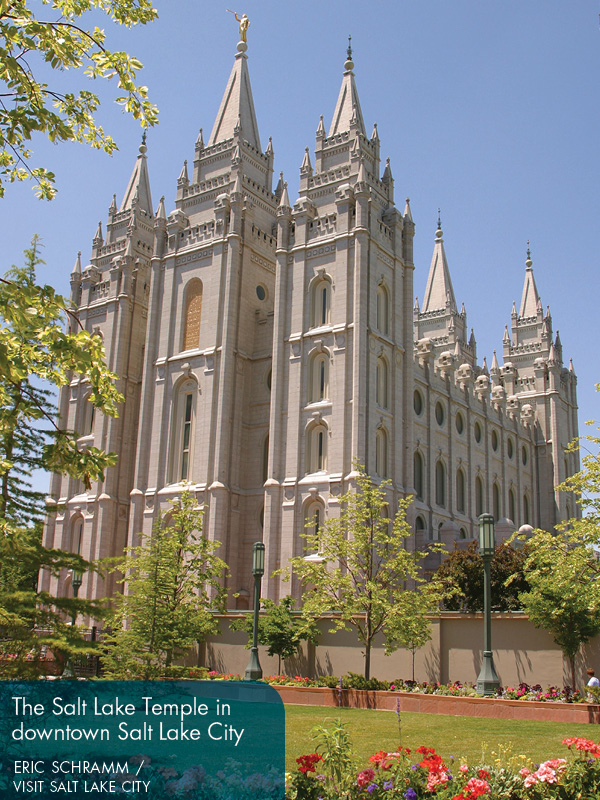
left=377, top=285, right=389, bottom=335
left=456, top=468, right=465, bottom=513
left=376, top=358, right=389, bottom=409
left=307, top=423, right=328, bottom=473
left=414, top=451, right=424, bottom=500
left=262, top=435, right=269, bottom=484
left=523, top=494, right=530, bottom=525
left=493, top=483, right=501, bottom=521
left=310, top=353, right=329, bottom=403
left=509, top=488, right=516, bottom=524
left=311, top=278, right=331, bottom=328
left=183, top=279, right=203, bottom=351
left=171, top=379, right=197, bottom=483
left=376, top=429, right=388, bottom=478
left=475, top=475, right=484, bottom=517
left=435, top=460, right=445, bottom=507
left=180, top=392, right=193, bottom=480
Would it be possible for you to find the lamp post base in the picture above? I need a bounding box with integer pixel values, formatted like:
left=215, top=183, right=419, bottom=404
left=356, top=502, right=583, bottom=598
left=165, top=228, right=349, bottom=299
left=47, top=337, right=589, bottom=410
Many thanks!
left=244, top=647, right=263, bottom=681
left=476, top=650, right=500, bottom=696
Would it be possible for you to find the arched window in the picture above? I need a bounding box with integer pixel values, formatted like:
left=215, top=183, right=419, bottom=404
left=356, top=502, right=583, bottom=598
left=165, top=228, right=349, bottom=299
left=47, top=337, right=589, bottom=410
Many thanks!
left=305, top=500, right=325, bottom=547
left=375, top=428, right=388, bottom=478
left=82, top=394, right=95, bottom=436
left=309, top=352, right=329, bottom=403
left=307, top=423, right=328, bottom=474
left=493, top=482, right=501, bottom=521
left=523, top=493, right=530, bottom=525
left=376, top=284, right=389, bottom=335
left=435, top=460, right=446, bottom=507
left=509, top=488, right=516, bottom=524
left=459, top=527, right=467, bottom=540
left=311, top=277, right=331, bottom=328
left=376, top=357, right=389, bottom=409
left=262, top=435, right=269, bottom=484
left=170, top=378, right=197, bottom=483
left=182, top=279, right=203, bottom=351
left=71, top=518, right=83, bottom=555
left=414, top=451, right=424, bottom=500
left=475, top=475, right=484, bottom=517
left=415, top=515, right=426, bottom=536
left=456, top=468, right=466, bottom=513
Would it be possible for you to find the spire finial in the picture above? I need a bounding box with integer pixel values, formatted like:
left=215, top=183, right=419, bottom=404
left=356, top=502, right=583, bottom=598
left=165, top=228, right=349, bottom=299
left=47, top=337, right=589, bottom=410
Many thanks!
left=436, top=209, right=443, bottom=239
left=526, top=240, right=532, bottom=268
left=345, top=35, right=354, bottom=71
left=139, top=128, right=147, bottom=155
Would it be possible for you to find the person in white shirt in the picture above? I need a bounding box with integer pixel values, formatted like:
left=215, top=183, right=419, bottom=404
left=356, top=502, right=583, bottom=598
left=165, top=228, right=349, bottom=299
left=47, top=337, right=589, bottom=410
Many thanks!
left=586, top=668, right=599, bottom=702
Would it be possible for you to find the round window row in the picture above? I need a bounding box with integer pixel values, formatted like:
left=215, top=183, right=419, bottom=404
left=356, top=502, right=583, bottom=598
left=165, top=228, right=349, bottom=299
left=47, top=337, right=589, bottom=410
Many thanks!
left=414, top=390, right=529, bottom=464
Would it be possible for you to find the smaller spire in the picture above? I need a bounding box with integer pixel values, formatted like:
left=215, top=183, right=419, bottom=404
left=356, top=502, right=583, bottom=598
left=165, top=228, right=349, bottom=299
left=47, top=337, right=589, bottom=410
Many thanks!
left=109, top=194, right=117, bottom=216
left=231, top=170, right=243, bottom=196
left=511, top=300, right=517, bottom=317
left=569, top=358, right=575, bottom=373
left=178, top=159, right=189, bottom=185
left=196, top=127, right=204, bottom=149
left=382, top=157, right=393, bottom=184
left=503, top=325, right=510, bottom=343
left=469, top=328, right=476, bottom=347
left=356, top=156, right=367, bottom=184
left=300, top=146, right=312, bottom=174
left=371, top=122, right=379, bottom=141
left=414, top=296, right=420, bottom=312
left=266, top=136, right=274, bottom=156
left=155, top=195, right=166, bottom=220
left=93, top=221, right=103, bottom=245
left=460, top=301, right=466, bottom=317
left=279, top=180, right=291, bottom=209
left=482, top=356, right=489, bottom=376
left=548, top=342, right=558, bottom=365
left=554, top=330, right=562, bottom=350
left=403, top=197, right=413, bottom=222
left=71, top=251, right=82, bottom=277
left=491, top=350, right=500, bottom=373
left=316, top=115, right=326, bottom=137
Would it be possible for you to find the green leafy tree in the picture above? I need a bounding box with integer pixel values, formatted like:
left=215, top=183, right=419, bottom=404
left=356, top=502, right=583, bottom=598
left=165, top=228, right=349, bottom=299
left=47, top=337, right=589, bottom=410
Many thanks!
left=230, top=595, right=319, bottom=675
left=384, top=587, right=434, bottom=682
left=0, top=239, right=121, bottom=675
left=0, top=0, right=158, bottom=199
left=512, top=527, right=600, bottom=690
left=286, top=466, right=442, bottom=680
left=102, top=491, right=229, bottom=679
left=436, top=541, right=530, bottom=612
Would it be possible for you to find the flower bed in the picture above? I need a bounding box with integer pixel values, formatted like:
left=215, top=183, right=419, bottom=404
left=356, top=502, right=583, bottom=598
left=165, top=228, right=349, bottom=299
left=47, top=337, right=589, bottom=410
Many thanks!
left=286, top=734, right=600, bottom=799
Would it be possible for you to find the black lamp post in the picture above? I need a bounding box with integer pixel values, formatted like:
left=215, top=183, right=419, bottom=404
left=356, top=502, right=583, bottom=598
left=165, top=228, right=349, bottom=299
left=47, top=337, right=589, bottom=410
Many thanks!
left=71, top=569, right=83, bottom=626
left=476, top=513, right=500, bottom=695
left=244, top=542, right=265, bottom=681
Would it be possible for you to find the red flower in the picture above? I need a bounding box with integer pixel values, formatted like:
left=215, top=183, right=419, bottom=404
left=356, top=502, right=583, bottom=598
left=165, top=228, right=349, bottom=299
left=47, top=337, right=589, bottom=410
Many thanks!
left=477, top=769, right=490, bottom=779
left=369, top=750, right=388, bottom=766
left=296, top=753, right=323, bottom=774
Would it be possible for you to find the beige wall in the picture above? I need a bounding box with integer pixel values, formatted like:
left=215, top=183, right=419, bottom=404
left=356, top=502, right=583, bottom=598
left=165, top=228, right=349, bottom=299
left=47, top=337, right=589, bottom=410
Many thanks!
left=198, top=612, right=600, bottom=691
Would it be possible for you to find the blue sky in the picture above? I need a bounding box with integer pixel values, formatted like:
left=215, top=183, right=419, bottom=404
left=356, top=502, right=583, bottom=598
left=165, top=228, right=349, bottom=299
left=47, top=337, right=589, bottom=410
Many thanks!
left=2, top=1, right=599, bottom=492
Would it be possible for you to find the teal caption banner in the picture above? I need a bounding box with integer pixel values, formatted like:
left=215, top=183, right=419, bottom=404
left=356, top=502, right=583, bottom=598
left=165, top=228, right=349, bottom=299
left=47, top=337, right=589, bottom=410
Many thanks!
left=0, top=681, right=284, bottom=800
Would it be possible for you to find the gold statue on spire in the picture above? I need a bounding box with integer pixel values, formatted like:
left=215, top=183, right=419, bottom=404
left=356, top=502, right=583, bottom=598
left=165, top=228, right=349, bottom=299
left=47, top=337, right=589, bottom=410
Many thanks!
left=227, top=9, right=250, bottom=43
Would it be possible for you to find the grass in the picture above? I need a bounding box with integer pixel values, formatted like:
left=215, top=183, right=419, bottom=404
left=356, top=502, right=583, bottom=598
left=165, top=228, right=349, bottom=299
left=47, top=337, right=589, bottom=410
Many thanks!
left=284, top=704, right=596, bottom=771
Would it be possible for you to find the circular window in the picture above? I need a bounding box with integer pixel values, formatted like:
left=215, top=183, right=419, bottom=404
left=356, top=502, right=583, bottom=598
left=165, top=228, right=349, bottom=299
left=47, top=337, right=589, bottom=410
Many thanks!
left=474, top=421, right=482, bottom=443
left=256, top=284, right=266, bottom=301
left=266, top=369, right=272, bottom=391
left=507, top=438, right=514, bottom=459
left=414, top=389, right=423, bottom=416
left=491, top=429, right=499, bottom=451
left=522, top=445, right=528, bottom=466
left=456, top=412, right=464, bottom=434
left=435, top=401, right=445, bottom=426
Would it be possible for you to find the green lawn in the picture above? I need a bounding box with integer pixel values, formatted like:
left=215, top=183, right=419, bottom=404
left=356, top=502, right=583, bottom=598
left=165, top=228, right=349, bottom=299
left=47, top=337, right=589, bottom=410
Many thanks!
left=284, top=704, right=597, bottom=771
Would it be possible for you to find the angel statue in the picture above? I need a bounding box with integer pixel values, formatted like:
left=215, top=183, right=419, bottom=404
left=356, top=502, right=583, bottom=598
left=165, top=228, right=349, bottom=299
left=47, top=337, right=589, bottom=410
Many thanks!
left=227, top=10, right=250, bottom=43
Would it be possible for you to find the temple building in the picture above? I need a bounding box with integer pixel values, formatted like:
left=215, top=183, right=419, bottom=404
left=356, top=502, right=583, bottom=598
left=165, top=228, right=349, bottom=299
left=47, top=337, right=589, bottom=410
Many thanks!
left=41, top=36, right=579, bottom=606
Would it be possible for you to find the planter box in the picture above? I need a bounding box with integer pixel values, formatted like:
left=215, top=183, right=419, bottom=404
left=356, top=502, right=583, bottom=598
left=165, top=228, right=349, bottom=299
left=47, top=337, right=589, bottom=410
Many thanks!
left=272, top=685, right=600, bottom=724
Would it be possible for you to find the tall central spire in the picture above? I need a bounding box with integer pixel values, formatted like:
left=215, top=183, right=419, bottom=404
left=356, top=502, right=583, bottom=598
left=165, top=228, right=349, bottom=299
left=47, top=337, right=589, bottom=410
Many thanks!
left=519, top=244, right=541, bottom=318
left=328, top=37, right=366, bottom=137
left=422, top=214, right=457, bottom=313
left=208, top=40, right=261, bottom=150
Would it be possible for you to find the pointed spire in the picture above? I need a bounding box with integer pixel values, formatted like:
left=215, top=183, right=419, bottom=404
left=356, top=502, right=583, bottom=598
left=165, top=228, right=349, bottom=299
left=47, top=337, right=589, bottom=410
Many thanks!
left=279, top=180, right=291, bottom=209
left=403, top=197, right=413, bottom=222
left=460, top=301, right=466, bottom=317
left=511, top=300, right=517, bottom=318
left=195, top=127, right=204, bottom=149
left=569, top=358, right=575, bottom=373
left=371, top=122, right=379, bottom=141
left=503, top=325, right=510, bottom=343
left=109, top=194, right=117, bottom=216
left=482, top=356, right=489, bottom=376
left=178, top=160, right=189, bottom=184
left=548, top=341, right=558, bottom=365
left=231, top=170, right=243, bottom=197
left=328, top=37, right=366, bottom=136
left=491, top=350, right=500, bottom=373
left=414, top=296, right=420, bottom=312
left=382, top=157, right=393, bottom=184
left=469, top=329, right=476, bottom=348
left=519, top=242, right=541, bottom=317
left=554, top=330, right=562, bottom=350
left=155, top=195, right=166, bottom=220
left=265, top=136, right=274, bottom=156
left=71, top=251, right=82, bottom=277
left=421, top=214, right=457, bottom=313
left=316, top=115, right=326, bottom=138
left=93, top=221, right=103, bottom=246
left=300, top=146, right=312, bottom=174
left=208, top=40, right=261, bottom=150
left=120, top=135, right=153, bottom=214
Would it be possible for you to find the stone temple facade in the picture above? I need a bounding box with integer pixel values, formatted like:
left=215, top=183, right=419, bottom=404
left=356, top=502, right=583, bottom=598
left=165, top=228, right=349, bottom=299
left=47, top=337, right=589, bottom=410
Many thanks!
left=41, top=39, right=579, bottom=607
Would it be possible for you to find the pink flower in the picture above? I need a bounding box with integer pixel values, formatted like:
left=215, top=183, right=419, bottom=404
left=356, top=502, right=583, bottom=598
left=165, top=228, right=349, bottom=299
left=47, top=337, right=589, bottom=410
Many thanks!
left=357, top=769, right=376, bottom=788
left=459, top=764, right=469, bottom=774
